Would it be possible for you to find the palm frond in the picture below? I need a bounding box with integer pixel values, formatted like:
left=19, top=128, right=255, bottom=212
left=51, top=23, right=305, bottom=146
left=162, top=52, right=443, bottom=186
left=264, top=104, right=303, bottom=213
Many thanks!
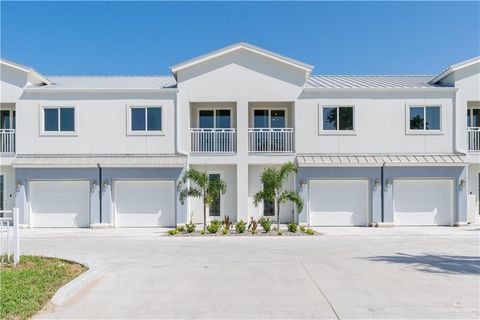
left=281, top=190, right=304, bottom=213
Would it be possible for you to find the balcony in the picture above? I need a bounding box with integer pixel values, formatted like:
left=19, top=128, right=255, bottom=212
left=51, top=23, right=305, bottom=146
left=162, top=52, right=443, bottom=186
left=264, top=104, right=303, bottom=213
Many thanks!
left=248, top=128, right=294, bottom=153
left=0, top=129, right=15, bottom=155
left=468, top=127, right=480, bottom=152
left=190, top=128, right=236, bottom=153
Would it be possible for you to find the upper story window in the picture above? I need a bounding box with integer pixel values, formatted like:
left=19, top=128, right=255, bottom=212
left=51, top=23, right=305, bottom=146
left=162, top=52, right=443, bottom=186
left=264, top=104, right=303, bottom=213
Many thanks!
left=320, top=106, right=354, bottom=132
left=253, top=109, right=286, bottom=128
left=128, top=106, right=163, bottom=135
left=199, top=109, right=231, bottom=129
left=41, top=106, right=76, bottom=135
left=408, top=106, right=441, bottom=132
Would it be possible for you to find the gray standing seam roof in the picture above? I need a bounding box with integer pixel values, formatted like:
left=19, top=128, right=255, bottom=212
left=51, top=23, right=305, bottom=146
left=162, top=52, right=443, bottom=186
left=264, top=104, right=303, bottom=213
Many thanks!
left=297, top=154, right=467, bottom=166
left=305, top=75, right=446, bottom=89
left=27, top=76, right=177, bottom=90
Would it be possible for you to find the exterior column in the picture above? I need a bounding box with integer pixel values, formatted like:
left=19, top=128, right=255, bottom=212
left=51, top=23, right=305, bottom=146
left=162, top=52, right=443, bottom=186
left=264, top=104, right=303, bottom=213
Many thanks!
left=236, top=99, right=249, bottom=222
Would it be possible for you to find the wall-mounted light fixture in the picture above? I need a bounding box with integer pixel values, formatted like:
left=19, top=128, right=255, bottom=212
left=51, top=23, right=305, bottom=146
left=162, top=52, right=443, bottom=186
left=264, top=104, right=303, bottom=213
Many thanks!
left=91, top=180, right=97, bottom=192
left=102, top=180, right=109, bottom=190
left=299, top=179, right=308, bottom=190
left=459, top=179, right=466, bottom=189
left=374, top=179, right=381, bottom=189
left=15, top=180, right=22, bottom=191
left=385, top=179, right=392, bottom=189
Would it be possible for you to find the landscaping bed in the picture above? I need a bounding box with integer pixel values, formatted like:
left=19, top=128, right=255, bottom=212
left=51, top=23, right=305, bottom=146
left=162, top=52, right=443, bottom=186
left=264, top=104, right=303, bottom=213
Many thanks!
left=0, top=255, right=87, bottom=320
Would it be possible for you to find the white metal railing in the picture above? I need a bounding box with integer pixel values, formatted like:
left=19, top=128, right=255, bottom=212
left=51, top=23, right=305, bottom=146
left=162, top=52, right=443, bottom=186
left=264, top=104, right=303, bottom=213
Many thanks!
left=190, top=128, right=236, bottom=153
left=248, top=128, right=294, bottom=153
left=0, top=208, right=19, bottom=265
left=468, top=127, right=480, bottom=152
left=0, top=129, right=15, bottom=154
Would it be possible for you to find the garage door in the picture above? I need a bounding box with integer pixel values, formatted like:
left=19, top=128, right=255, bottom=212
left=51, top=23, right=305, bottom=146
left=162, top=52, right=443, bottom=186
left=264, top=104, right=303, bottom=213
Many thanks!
left=30, top=181, right=90, bottom=227
left=393, top=180, right=453, bottom=226
left=309, top=180, right=369, bottom=226
left=115, top=180, right=175, bottom=227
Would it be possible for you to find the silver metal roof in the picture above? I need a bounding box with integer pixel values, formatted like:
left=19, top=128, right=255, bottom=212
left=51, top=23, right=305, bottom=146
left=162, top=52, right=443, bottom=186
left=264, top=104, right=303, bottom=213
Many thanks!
left=305, top=75, right=447, bottom=89
left=297, top=154, right=467, bottom=167
left=26, top=76, right=177, bottom=91
left=12, top=155, right=186, bottom=168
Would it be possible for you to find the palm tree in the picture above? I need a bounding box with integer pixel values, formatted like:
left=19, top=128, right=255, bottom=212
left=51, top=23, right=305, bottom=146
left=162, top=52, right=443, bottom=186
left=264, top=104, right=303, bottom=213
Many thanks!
left=253, top=162, right=304, bottom=231
left=178, top=168, right=227, bottom=231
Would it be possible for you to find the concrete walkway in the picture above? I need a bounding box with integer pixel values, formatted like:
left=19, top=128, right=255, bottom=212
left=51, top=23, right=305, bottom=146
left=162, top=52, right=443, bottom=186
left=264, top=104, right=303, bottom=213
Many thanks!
left=19, top=226, right=480, bottom=319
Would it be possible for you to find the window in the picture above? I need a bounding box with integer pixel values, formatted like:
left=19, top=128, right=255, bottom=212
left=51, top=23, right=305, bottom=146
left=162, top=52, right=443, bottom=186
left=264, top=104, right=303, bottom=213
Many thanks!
left=467, top=108, right=480, bottom=127
left=254, top=109, right=286, bottom=128
left=321, top=106, right=354, bottom=131
left=209, top=174, right=221, bottom=217
left=43, top=107, right=75, bottom=133
left=129, top=106, right=162, bottom=133
left=198, top=109, right=231, bottom=128
left=409, top=106, right=441, bottom=131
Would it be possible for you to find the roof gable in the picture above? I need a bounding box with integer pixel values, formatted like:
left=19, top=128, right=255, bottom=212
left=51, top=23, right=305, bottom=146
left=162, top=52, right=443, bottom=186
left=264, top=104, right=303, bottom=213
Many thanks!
left=0, top=58, right=51, bottom=85
left=430, top=56, right=480, bottom=84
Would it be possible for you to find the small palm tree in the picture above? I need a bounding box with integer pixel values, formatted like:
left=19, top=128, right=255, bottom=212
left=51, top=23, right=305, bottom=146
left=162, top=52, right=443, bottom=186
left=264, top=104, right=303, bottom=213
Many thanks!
left=178, top=169, right=227, bottom=231
left=253, top=162, right=304, bottom=231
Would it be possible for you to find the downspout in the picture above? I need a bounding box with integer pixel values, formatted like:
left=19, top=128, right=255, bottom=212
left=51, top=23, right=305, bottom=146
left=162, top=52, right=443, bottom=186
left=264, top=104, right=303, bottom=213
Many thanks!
left=97, top=163, right=102, bottom=224
left=381, top=163, right=385, bottom=223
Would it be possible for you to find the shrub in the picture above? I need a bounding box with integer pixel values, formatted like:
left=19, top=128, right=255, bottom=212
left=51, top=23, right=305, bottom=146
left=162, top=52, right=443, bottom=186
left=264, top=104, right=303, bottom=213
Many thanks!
left=176, top=225, right=186, bottom=233
left=305, top=228, right=315, bottom=235
left=259, top=217, right=272, bottom=233
left=168, top=229, right=178, bottom=236
left=299, top=225, right=306, bottom=233
left=185, top=221, right=196, bottom=233
left=200, top=230, right=205, bottom=235
left=277, top=230, right=283, bottom=236
left=287, top=222, right=298, bottom=233
left=235, top=220, right=246, bottom=234
left=248, top=217, right=258, bottom=233
left=222, top=227, right=229, bottom=235
left=251, top=229, right=257, bottom=235
left=223, top=215, right=232, bottom=229
left=207, top=220, right=222, bottom=234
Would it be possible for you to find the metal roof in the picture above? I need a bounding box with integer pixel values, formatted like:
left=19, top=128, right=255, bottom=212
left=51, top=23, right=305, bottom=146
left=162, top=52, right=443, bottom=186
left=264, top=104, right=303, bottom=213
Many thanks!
left=12, top=155, right=186, bottom=168
left=305, top=75, right=447, bottom=89
left=25, top=75, right=177, bottom=91
left=297, top=154, right=467, bottom=167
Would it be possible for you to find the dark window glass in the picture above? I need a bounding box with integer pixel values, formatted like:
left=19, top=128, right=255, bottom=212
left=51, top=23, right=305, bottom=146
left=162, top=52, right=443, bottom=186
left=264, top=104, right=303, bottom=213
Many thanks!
left=131, top=108, right=146, bottom=131
left=215, top=110, right=231, bottom=128
left=263, top=199, right=275, bottom=216
left=323, top=107, right=337, bottom=130
left=60, top=108, right=75, bottom=131
left=209, top=174, right=221, bottom=216
left=147, top=108, right=162, bottom=131
left=0, top=111, right=10, bottom=129
left=425, top=107, right=440, bottom=130
left=44, top=108, right=59, bottom=131
left=339, top=107, right=354, bottom=130
left=254, top=110, right=269, bottom=128
left=199, top=110, right=214, bottom=128
left=12, top=111, right=15, bottom=129
left=0, top=175, right=3, bottom=211
left=270, top=110, right=286, bottom=128
left=473, top=109, right=480, bottom=127
left=410, top=107, right=424, bottom=130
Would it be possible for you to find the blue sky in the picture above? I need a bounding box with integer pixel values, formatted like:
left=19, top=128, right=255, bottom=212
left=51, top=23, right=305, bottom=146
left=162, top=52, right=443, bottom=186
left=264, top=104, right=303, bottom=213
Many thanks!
left=1, top=1, right=479, bottom=76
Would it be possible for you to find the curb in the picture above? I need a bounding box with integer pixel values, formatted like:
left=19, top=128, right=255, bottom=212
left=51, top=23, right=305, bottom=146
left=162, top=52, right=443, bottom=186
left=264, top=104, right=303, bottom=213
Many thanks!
left=51, top=268, right=101, bottom=306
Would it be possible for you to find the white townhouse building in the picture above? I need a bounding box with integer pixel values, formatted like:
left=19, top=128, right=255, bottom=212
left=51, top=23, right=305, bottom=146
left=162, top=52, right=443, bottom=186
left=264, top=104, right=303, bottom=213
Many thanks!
left=0, top=43, right=479, bottom=228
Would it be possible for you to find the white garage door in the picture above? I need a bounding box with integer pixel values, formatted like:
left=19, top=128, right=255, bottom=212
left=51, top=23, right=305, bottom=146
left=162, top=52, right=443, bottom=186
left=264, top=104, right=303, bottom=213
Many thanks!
left=394, top=180, right=453, bottom=226
left=30, top=181, right=90, bottom=227
left=309, top=180, right=369, bottom=226
left=115, top=180, right=175, bottom=227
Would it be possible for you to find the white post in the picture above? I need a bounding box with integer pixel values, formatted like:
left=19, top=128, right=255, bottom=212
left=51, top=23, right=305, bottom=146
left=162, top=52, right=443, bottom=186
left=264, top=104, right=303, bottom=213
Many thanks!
left=13, top=207, right=19, bottom=266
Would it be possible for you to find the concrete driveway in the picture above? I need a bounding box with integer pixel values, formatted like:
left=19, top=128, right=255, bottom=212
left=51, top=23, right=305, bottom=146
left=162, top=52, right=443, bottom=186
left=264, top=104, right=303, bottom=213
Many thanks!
left=19, top=227, right=480, bottom=319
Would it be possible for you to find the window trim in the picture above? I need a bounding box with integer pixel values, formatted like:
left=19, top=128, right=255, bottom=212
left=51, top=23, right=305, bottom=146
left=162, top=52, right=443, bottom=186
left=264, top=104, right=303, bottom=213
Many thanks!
left=250, top=107, right=289, bottom=128
left=405, top=104, right=443, bottom=135
left=467, top=107, right=480, bottom=128
left=39, top=105, right=78, bottom=136
left=318, top=105, right=356, bottom=135
left=196, top=106, right=233, bottom=129
left=126, top=105, right=165, bottom=136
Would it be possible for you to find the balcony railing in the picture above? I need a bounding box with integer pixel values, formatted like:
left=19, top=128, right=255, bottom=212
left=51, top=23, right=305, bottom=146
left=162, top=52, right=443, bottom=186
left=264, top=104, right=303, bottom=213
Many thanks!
left=190, top=128, right=236, bottom=153
left=248, top=128, right=294, bottom=153
left=468, top=127, right=480, bottom=152
left=0, top=129, right=15, bottom=155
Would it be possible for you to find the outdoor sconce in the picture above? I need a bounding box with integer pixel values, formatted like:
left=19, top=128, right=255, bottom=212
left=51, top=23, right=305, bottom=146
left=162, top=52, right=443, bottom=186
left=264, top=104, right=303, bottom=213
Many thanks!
left=374, top=179, right=381, bottom=189
left=459, top=179, right=466, bottom=189
left=15, top=180, right=22, bottom=191
left=385, top=179, right=392, bottom=189
left=299, top=179, right=307, bottom=190
left=91, top=180, right=97, bottom=192
left=102, top=180, right=109, bottom=190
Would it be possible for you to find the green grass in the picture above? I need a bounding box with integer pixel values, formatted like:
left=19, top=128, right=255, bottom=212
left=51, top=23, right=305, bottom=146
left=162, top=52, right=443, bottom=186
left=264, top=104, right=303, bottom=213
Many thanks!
left=0, top=255, right=86, bottom=320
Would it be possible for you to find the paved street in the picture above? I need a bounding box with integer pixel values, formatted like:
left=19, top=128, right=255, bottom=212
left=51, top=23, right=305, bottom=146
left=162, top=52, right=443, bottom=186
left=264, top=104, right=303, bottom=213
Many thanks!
left=19, top=227, right=480, bottom=319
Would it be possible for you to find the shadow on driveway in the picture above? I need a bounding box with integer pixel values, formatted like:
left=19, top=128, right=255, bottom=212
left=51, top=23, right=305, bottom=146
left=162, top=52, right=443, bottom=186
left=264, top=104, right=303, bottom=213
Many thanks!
left=365, top=253, right=480, bottom=275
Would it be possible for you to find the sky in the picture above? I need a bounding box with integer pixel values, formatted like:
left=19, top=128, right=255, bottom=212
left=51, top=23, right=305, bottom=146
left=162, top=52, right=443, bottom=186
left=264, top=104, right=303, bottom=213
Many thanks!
left=1, top=1, right=479, bottom=76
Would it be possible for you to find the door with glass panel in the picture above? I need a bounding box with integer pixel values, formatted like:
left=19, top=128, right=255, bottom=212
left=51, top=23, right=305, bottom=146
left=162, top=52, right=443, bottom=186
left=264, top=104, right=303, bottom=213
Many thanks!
left=467, top=108, right=480, bottom=151
left=0, top=108, right=15, bottom=154
left=252, top=109, right=290, bottom=152
left=208, top=174, right=221, bottom=218
left=197, top=109, right=233, bottom=152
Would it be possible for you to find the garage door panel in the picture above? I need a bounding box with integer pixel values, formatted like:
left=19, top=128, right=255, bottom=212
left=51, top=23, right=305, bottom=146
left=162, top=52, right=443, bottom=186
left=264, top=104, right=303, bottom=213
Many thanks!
left=30, top=181, right=90, bottom=228
left=115, top=180, right=175, bottom=227
left=309, top=180, right=368, bottom=226
left=394, top=180, right=452, bottom=226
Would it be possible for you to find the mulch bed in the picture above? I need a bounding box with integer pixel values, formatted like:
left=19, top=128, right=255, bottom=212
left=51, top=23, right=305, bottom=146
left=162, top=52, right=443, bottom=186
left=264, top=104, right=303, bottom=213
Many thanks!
left=166, top=230, right=320, bottom=237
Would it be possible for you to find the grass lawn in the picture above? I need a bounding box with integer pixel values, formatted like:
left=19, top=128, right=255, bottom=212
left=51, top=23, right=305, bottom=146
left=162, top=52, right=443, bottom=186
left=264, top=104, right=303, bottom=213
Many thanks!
left=0, top=255, right=86, bottom=320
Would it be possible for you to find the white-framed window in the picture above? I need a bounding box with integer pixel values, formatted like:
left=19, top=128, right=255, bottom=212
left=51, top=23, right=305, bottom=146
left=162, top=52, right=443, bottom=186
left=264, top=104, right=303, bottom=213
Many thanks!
left=127, top=106, right=164, bottom=135
left=407, top=105, right=441, bottom=133
left=319, top=105, right=355, bottom=133
left=252, top=108, right=287, bottom=128
left=198, top=108, right=232, bottom=129
left=40, top=106, right=77, bottom=135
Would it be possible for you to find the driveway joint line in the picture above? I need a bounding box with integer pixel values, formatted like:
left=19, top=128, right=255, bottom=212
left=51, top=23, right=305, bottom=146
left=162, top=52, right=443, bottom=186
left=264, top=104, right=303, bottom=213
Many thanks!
left=300, top=261, right=341, bottom=320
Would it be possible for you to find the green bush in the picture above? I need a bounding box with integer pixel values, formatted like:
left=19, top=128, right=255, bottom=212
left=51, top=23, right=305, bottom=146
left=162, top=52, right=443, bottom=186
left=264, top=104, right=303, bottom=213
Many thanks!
left=287, top=222, right=298, bottom=233
left=305, top=228, right=315, bottom=235
left=200, top=230, right=205, bottom=235
left=251, top=229, right=257, bottom=235
left=176, top=225, right=186, bottom=233
left=185, top=222, right=196, bottom=233
left=168, top=229, right=178, bottom=236
left=207, top=220, right=222, bottom=234
left=222, top=227, right=229, bottom=235
left=235, top=220, right=246, bottom=233
left=259, top=217, right=272, bottom=233
left=277, top=230, right=283, bottom=236
left=299, top=225, right=306, bottom=232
